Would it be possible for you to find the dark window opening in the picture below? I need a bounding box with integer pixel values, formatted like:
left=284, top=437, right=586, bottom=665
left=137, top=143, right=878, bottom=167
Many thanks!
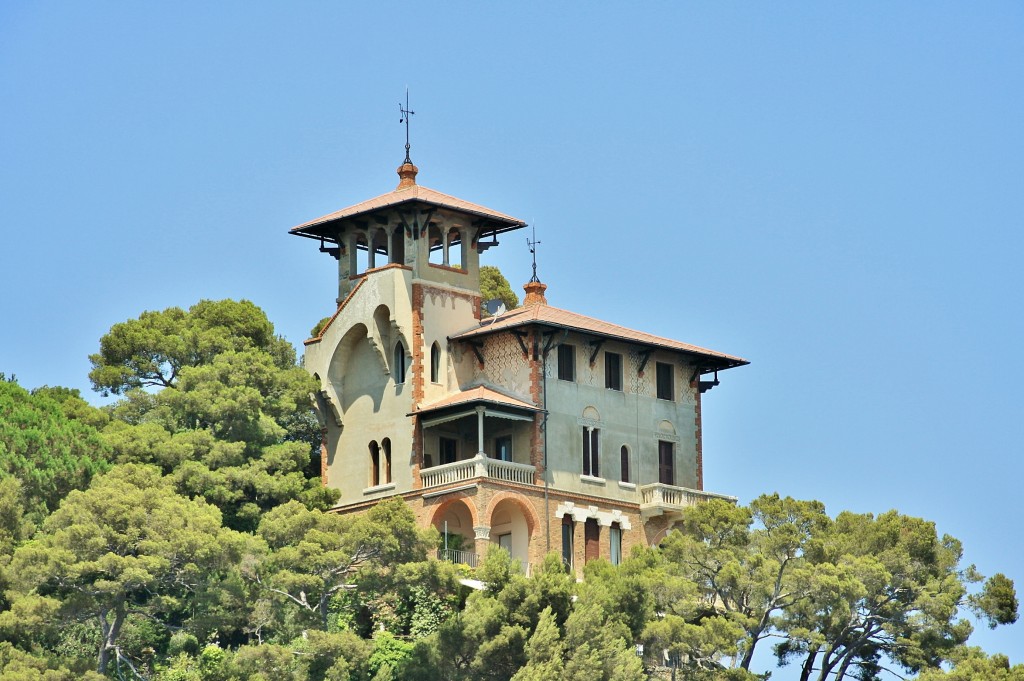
left=605, top=352, right=622, bottom=391
left=658, top=440, right=675, bottom=486
left=582, top=427, right=600, bottom=477
left=557, top=344, right=575, bottom=381
left=393, top=342, right=406, bottom=383
left=656, top=362, right=674, bottom=401
left=561, top=515, right=574, bottom=568
left=620, top=445, right=630, bottom=483
left=369, top=441, right=380, bottom=487
left=440, top=437, right=458, bottom=465
left=381, top=438, right=392, bottom=484
left=495, top=436, right=512, bottom=462
left=585, top=518, right=600, bottom=564
left=430, top=342, right=441, bottom=383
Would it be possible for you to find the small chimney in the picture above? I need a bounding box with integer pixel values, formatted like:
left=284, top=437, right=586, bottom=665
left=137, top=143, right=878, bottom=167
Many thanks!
left=523, top=280, right=548, bottom=307
left=396, top=162, right=418, bottom=190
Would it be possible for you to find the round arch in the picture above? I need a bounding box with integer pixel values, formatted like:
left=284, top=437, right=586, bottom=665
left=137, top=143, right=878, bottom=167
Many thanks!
left=484, top=491, right=540, bottom=537
left=429, top=494, right=480, bottom=531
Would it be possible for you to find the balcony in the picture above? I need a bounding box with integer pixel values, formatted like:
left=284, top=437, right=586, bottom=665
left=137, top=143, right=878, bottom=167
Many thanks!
left=420, top=453, right=537, bottom=489
left=639, top=483, right=737, bottom=519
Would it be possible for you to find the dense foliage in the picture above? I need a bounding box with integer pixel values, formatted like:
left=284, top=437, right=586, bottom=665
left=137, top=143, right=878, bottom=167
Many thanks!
left=0, top=300, right=1017, bottom=680
left=480, top=265, right=519, bottom=311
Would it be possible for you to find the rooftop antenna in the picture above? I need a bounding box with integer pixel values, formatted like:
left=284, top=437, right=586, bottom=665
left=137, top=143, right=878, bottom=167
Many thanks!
left=527, top=224, right=541, bottom=282
left=399, top=87, right=415, bottom=164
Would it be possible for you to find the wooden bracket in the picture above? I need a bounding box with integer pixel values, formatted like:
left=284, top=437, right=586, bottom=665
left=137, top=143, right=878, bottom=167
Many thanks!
left=511, top=329, right=530, bottom=356
left=588, top=338, right=605, bottom=365
left=637, top=348, right=653, bottom=374
left=542, top=330, right=558, bottom=357
left=467, top=341, right=485, bottom=366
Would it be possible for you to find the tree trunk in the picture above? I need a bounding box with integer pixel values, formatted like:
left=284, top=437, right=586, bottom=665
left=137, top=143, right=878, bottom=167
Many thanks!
left=320, top=592, right=330, bottom=631
left=739, top=625, right=765, bottom=670
left=798, top=647, right=818, bottom=681
left=97, top=602, right=126, bottom=675
left=835, top=654, right=854, bottom=681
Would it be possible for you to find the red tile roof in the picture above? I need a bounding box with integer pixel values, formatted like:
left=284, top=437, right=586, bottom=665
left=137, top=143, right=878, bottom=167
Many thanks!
left=290, top=184, right=526, bottom=238
left=451, top=304, right=748, bottom=369
left=412, top=385, right=539, bottom=415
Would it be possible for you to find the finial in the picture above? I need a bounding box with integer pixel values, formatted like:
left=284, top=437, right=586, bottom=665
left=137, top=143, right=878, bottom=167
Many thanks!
left=399, top=87, right=415, bottom=164
left=527, top=225, right=541, bottom=283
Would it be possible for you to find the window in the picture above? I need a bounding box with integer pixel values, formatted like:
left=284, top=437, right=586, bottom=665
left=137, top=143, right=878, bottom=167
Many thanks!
left=381, top=438, right=392, bottom=484
left=584, top=518, right=600, bottom=564
left=620, top=445, right=630, bottom=483
left=498, top=533, right=512, bottom=552
left=656, top=362, right=674, bottom=401
left=430, top=342, right=441, bottom=383
left=610, top=523, right=622, bottom=566
left=393, top=342, right=406, bottom=383
left=605, top=352, right=622, bottom=391
left=557, top=344, right=575, bottom=381
left=658, top=440, right=675, bottom=485
left=440, top=437, right=457, bottom=465
left=369, top=441, right=380, bottom=487
left=495, top=436, right=512, bottom=462
left=582, top=427, right=600, bottom=477
left=561, top=515, right=574, bottom=568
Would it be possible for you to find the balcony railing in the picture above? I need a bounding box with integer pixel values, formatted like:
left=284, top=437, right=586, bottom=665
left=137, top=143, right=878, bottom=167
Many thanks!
left=438, top=548, right=479, bottom=567
left=639, top=483, right=737, bottom=517
left=421, top=453, right=536, bottom=489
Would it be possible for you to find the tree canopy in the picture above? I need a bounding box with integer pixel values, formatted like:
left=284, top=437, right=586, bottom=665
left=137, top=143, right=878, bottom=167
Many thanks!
left=90, top=300, right=336, bottom=531
left=0, top=379, right=111, bottom=526
left=480, top=265, right=519, bottom=311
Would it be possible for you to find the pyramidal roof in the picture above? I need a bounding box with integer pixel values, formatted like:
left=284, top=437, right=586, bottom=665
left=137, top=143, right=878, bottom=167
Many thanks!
left=290, top=162, right=526, bottom=240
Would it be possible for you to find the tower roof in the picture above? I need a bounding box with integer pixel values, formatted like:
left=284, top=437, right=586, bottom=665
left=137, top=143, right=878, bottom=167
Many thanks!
left=290, top=163, right=526, bottom=241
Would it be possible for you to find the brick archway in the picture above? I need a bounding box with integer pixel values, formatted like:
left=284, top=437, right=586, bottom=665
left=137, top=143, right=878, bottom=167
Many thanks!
left=428, top=493, right=480, bottom=530
left=484, top=491, right=540, bottom=536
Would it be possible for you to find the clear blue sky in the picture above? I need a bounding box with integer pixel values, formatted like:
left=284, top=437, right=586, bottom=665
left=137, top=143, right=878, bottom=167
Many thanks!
left=2, top=3, right=1022, bottom=674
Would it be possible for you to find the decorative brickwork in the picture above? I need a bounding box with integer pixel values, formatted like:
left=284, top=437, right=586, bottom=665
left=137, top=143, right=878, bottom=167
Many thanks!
left=411, top=284, right=426, bottom=486
left=693, top=377, right=703, bottom=490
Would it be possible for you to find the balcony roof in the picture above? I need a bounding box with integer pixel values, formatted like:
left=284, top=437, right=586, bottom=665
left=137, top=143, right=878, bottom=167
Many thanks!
left=411, top=385, right=539, bottom=419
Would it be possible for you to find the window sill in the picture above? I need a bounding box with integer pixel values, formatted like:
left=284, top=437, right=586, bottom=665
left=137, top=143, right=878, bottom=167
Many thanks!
left=363, top=482, right=395, bottom=495
left=580, top=475, right=606, bottom=485
left=618, top=481, right=637, bottom=490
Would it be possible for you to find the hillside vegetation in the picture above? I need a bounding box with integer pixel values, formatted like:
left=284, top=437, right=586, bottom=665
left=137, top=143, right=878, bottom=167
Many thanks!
left=0, top=300, right=1017, bottom=680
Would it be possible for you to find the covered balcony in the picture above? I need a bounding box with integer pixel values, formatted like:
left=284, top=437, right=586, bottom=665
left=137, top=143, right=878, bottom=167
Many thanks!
left=413, top=385, right=541, bottom=490
left=639, top=483, right=737, bottom=520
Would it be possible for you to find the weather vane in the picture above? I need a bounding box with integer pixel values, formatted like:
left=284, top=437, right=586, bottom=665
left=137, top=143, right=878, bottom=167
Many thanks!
left=527, top=225, right=541, bottom=283
left=399, top=88, right=415, bottom=164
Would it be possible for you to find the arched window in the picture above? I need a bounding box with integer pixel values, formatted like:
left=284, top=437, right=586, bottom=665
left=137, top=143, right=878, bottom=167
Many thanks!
left=393, top=342, right=406, bottom=383
left=620, top=445, right=630, bottom=483
left=381, top=438, right=392, bottom=484
left=368, top=441, right=380, bottom=487
left=582, top=426, right=599, bottom=477
left=430, top=342, right=441, bottom=383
